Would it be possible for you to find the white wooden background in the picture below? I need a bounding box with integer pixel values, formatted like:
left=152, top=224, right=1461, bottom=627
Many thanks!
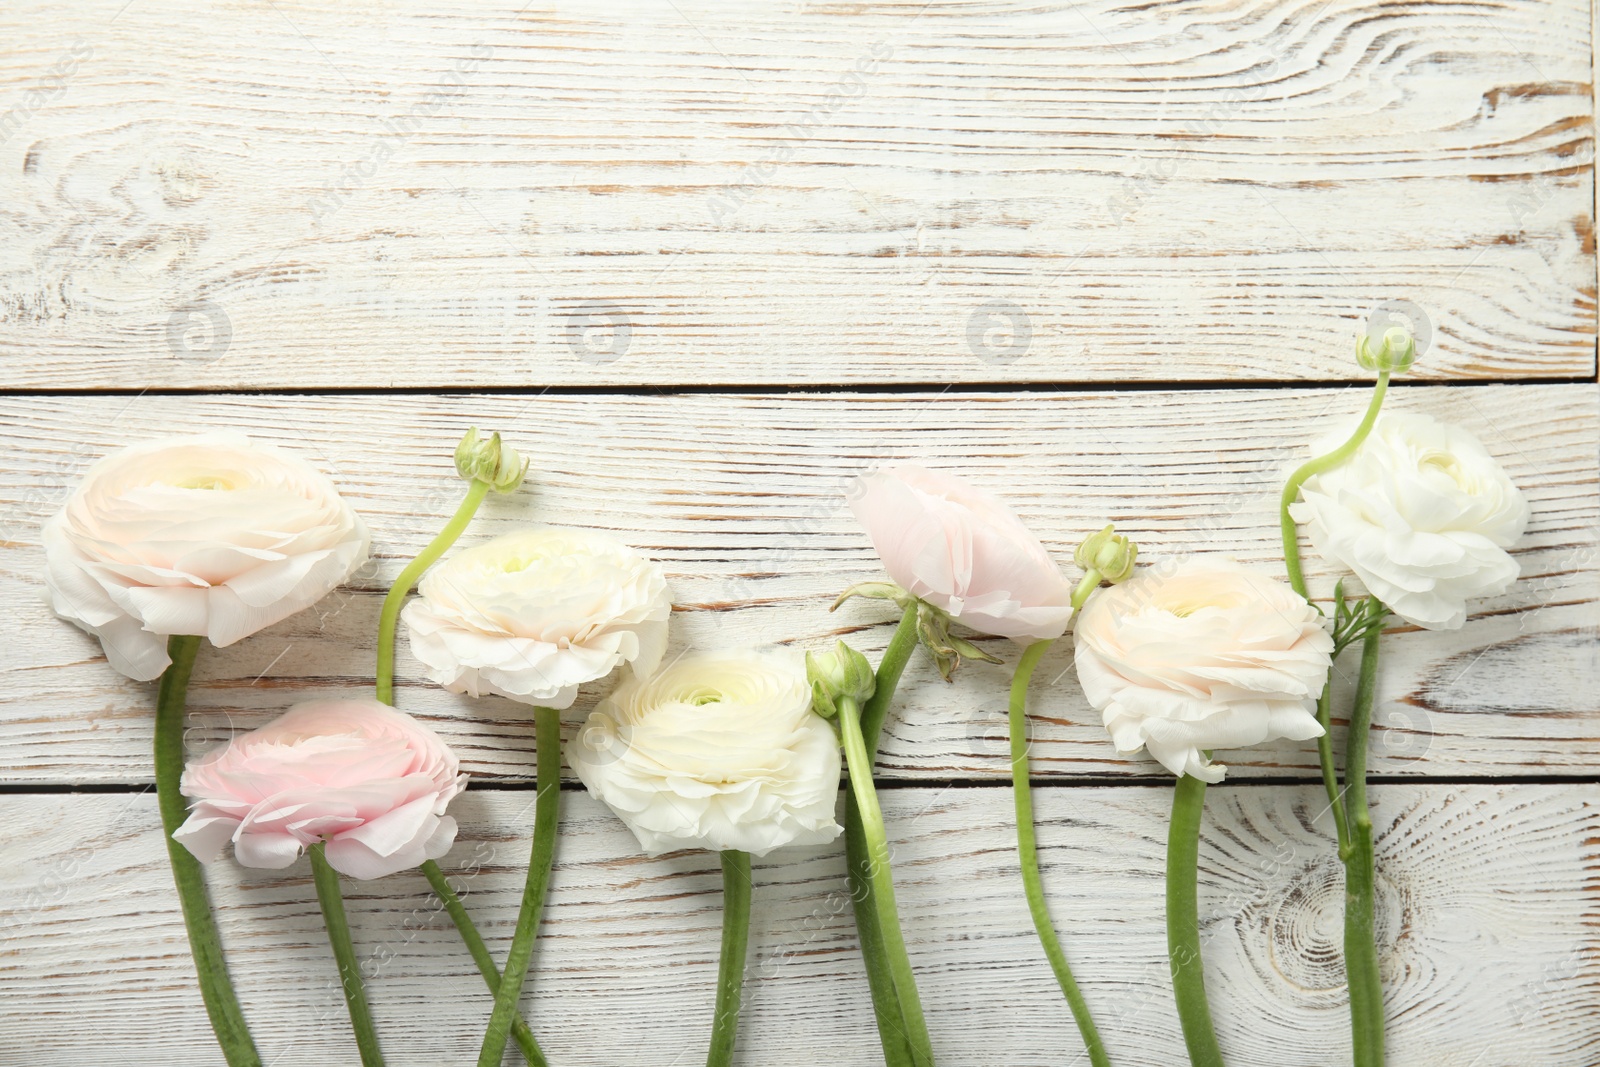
left=1, top=2, right=1596, bottom=1065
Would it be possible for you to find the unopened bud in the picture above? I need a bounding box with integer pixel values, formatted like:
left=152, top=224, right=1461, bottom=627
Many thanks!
left=1356, top=324, right=1417, bottom=375
left=805, top=641, right=877, bottom=718
left=1075, top=524, right=1138, bottom=584
left=454, top=428, right=529, bottom=493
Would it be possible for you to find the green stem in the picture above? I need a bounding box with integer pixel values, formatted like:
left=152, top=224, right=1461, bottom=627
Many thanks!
left=1167, top=774, right=1224, bottom=1067
left=421, top=861, right=546, bottom=1067
left=840, top=695, right=935, bottom=1067
left=153, top=634, right=263, bottom=1067
left=477, top=706, right=563, bottom=1067
left=1279, top=371, right=1390, bottom=599
left=375, top=478, right=490, bottom=705
left=705, top=851, right=753, bottom=1067
left=1280, top=374, right=1388, bottom=855
left=1343, top=600, right=1386, bottom=1067
left=1313, top=683, right=1351, bottom=853
left=309, top=843, right=385, bottom=1067
left=847, top=607, right=921, bottom=1067
left=859, top=606, right=921, bottom=754
left=1009, top=640, right=1110, bottom=1067
left=373, top=475, right=546, bottom=1063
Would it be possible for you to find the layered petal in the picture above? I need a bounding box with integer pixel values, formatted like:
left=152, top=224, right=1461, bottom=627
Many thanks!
left=1074, top=558, right=1333, bottom=782
left=174, top=698, right=464, bottom=879
left=42, top=432, right=369, bottom=679
left=1290, top=411, right=1529, bottom=630
left=401, top=527, right=671, bottom=709
left=568, top=651, right=843, bottom=857
left=848, top=464, right=1074, bottom=642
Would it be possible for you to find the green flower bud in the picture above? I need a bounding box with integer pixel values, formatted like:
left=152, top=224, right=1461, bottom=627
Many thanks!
left=454, top=428, right=530, bottom=493
left=1075, top=524, right=1138, bottom=584
left=805, top=640, right=877, bottom=718
left=1355, top=324, right=1417, bottom=375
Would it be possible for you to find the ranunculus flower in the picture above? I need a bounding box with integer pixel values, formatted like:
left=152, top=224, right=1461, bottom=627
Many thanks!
left=569, top=651, right=842, bottom=856
left=847, top=463, right=1074, bottom=641
left=401, top=527, right=671, bottom=707
left=1074, top=558, right=1333, bottom=783
left=1290, top=411, right=1529, bottom=630
left=43, top=432, right=370, bottom=681
left=174, top=699, right=465, bottom=880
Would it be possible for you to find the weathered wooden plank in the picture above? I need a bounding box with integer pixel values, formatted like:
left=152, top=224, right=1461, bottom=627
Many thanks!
left=1, top=386, right=1594, bottom=784
left=0, top=784, right=1592, bottom=1065
left=0, top=0, right=1592, bottom=387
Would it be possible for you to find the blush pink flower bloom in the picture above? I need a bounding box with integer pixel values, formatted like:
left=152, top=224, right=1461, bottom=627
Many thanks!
left=847, top=464, right=1074, bottom=641
left=174, top=699, right=466, bottom=880
left=43, top=432, right=370, bottom=681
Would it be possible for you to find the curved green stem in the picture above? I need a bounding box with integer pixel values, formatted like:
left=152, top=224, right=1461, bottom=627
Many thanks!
left=374, top=475, right=546, bottom=1062
left=153, top=634, right=263, bottom=1067
left=1343, top=600, right=1386, bottom=1067
left=840, top=694, right=935, bottom=1067
left=1280, top=374, right=1389, bottom=856
left=478, top=706, right=563, bottom=1067
left=375, top=478, right=490, bottom=705
left=1313, top=684, right=1351, bottom=853
left=421, top=861, right=546, bottom=1066
left=706, top=851, right=753, bottom=1067
left=1279, top=370, right=1390, bottom=599
left=310, top=843, right=385, bottom=1067
left=1167, top=775, right=1224, bottom=1067
left=847, top=607, right=921, bottom=1067
left=858, top=606, right=921, bottom=755
left=1009, top=640, right=1110, bottom=1067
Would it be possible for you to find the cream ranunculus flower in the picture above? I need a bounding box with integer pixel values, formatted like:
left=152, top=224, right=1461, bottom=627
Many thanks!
left=847, top=463, right=1075, bottom=641
left=569, top=651, right=843, bottom=856
left=401, top=528, right=671, bottom=708
left=1290, top=411, right=1529, bottom=630
left=43, top=432, right=370, bottom=681
left=1074, top=557, right=1333, bottom=783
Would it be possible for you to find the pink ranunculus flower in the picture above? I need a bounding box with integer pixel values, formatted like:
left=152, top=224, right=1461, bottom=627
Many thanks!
left=174, top=699, right=466, bottom=880
left=847, top=463, right=1075, bottom=641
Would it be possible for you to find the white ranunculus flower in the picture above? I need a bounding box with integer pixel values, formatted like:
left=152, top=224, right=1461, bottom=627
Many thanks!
left=1074, top=557, right=1333, bottom=783
left=1289, top=411, right=1529, bottom=630
left=569, top=651, right=843, bottom=856
left=43, top=432, right=370, bottom=681
left=401, top=528, right=671, bottom=708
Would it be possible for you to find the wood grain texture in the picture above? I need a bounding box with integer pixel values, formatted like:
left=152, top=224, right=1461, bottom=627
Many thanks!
left=0, top=0, right=1593, bottom=388
left=0, top=784, right=1593, bottom=1066
left=1, top=385, right=1594, bottom=785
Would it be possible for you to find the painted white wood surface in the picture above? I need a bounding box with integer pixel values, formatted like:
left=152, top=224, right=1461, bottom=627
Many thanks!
left=1, top=1, right=1597, bottom=1064
left=1, top=386, right=1594, bottom=784
left=1, top=784, right=1593, bottom=1066
left=0, top=0, right=1593, bottom=387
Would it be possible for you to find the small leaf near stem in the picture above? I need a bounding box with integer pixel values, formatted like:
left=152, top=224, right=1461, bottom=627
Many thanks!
left=154, top=635, right=263, bottom=1067
left=838, top=693, right=936, bottom=1067
left=375, top=478, right=491, bottom=705
left=309, top=842, right=386, bottom=1067
left=1009, top=640, right=1111, bottom=1067
left=1167, top=774, right=1225, bottom=1067
left=477, top=706, right=563, bottom=1067
left=705, top=850, right=753, bottom=1067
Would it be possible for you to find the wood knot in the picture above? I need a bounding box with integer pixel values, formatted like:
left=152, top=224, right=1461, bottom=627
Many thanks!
left=1226, top=853, right=1414, bottom=1002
